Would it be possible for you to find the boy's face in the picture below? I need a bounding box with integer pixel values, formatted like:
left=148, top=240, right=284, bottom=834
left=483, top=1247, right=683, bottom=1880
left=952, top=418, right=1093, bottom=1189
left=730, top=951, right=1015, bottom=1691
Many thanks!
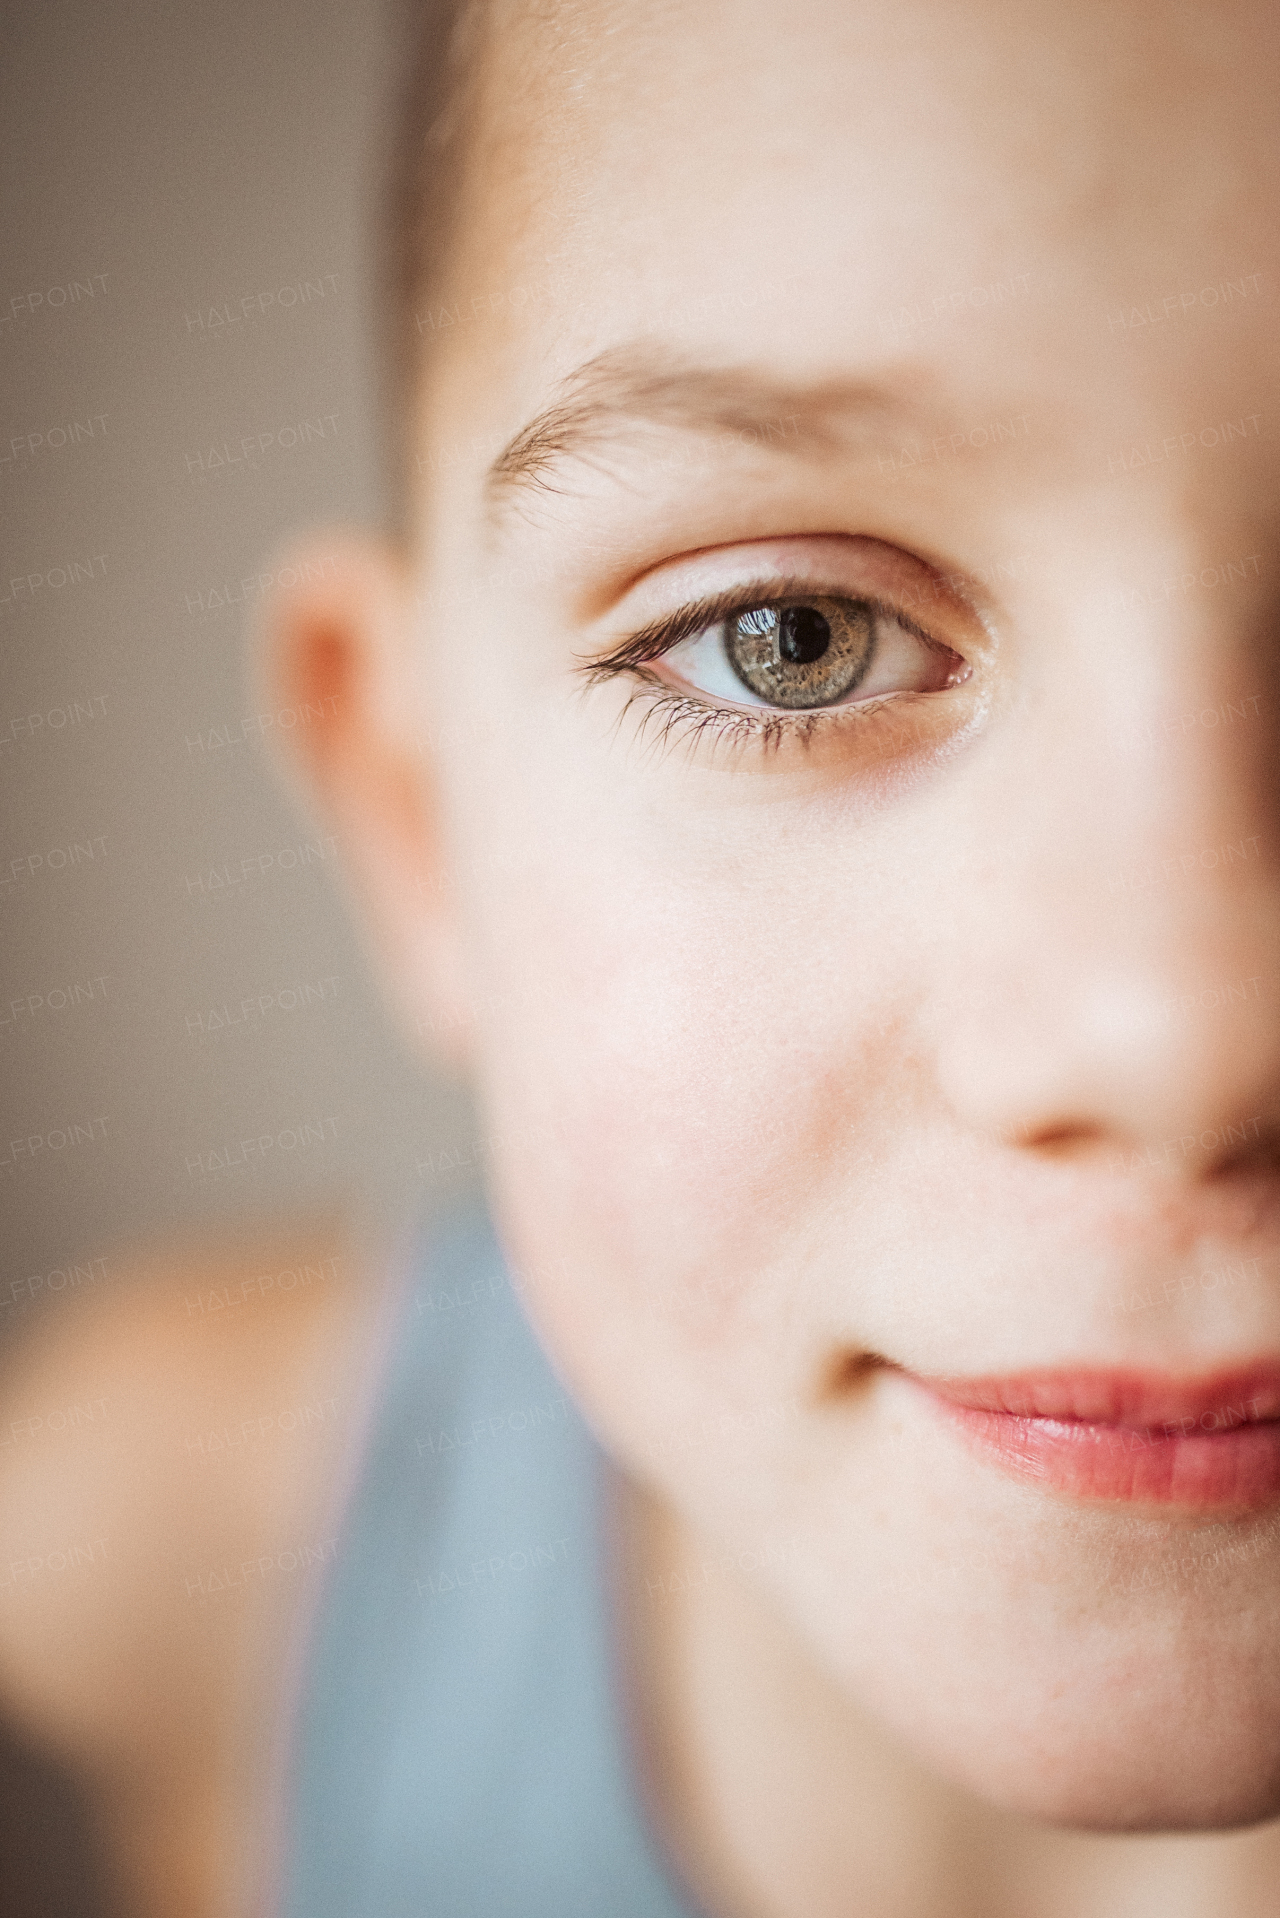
left=296, top=0, right=1280, bottom=1828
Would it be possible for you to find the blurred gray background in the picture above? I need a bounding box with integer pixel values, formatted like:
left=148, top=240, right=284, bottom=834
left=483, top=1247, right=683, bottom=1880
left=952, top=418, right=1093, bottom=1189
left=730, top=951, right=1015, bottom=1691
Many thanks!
left=1, top=0, right=476, bottom=1318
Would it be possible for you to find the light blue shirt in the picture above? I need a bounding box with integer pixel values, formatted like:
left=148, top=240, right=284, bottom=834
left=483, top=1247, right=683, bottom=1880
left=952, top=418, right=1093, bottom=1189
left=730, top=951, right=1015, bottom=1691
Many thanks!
left=280, top=1206, right=704, bottom=1916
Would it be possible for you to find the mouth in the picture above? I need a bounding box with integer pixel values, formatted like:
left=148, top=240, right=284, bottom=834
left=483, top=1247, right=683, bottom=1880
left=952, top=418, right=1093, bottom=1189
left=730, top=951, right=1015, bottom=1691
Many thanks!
left=904, top=1364, right=1280, bottom=1508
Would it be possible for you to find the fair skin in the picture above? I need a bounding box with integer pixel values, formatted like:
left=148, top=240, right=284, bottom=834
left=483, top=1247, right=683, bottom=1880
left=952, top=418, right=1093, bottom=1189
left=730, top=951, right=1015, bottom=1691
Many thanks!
left=0, top=1220, right=376, bottom=1918
left=3, top=0, right=1280, bottom=1913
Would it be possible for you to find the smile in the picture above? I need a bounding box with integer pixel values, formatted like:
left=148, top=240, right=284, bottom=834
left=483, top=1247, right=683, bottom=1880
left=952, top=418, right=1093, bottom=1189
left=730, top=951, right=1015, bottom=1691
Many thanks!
left=906, top=1365, right=1280, bottom=1508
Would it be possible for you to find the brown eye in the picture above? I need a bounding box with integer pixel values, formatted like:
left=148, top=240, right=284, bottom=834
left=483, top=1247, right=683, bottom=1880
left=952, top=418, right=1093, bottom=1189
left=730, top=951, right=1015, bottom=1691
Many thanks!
left=724, top=598, right=875, bottom=709
left=639, top=583, right=969, bottom=723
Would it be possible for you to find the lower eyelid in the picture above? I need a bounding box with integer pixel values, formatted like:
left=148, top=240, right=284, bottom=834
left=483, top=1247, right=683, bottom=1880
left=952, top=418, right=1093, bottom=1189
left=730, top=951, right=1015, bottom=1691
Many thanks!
left=615, top=675, right=933, bottom=762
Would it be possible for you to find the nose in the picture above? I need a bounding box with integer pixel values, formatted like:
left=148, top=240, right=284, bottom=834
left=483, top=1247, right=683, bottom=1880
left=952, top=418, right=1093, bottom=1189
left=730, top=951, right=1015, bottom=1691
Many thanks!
left=933, top=625, right=1280, bottom=1180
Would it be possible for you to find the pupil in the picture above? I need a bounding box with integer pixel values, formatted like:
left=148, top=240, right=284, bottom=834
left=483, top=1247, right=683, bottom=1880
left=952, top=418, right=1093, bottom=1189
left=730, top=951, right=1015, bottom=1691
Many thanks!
left=777, top=604, right=830, bottom=665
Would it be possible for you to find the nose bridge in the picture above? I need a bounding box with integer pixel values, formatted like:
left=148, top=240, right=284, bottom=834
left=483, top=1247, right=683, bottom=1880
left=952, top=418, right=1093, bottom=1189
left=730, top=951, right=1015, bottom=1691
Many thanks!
left=934, top=591, right=1280, bottom=1166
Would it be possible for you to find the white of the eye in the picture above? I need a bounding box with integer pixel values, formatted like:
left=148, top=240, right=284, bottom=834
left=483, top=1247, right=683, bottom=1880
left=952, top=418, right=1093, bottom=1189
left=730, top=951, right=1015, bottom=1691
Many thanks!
left=664, top=621, right=775, bottom=707
left=662, top=607, right=936, bottom=711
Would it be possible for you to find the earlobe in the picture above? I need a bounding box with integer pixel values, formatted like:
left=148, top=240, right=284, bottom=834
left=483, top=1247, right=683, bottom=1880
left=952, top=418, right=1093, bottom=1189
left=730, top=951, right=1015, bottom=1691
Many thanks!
left=253, top=528, right=475, bottom=1070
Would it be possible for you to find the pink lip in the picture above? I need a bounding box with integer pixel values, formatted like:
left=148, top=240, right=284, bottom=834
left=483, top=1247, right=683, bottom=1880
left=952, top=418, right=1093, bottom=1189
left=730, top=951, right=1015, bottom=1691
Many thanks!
left=908, top=1365, right=1280, bottom=1507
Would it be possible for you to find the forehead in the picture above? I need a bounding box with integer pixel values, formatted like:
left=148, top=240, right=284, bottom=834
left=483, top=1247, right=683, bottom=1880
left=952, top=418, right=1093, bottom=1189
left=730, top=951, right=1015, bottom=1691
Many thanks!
left=419, top=0, right=1278, bottom=523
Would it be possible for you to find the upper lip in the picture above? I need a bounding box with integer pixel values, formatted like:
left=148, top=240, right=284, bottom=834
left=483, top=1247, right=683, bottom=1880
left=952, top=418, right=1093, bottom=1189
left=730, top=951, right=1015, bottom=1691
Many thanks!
left=911, top=1365, right=1280, bottom=1431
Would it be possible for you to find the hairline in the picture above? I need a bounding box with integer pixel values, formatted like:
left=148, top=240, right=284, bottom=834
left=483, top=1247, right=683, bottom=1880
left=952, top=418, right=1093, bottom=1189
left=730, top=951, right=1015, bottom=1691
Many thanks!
left=385, top=0, right=493, bottom=541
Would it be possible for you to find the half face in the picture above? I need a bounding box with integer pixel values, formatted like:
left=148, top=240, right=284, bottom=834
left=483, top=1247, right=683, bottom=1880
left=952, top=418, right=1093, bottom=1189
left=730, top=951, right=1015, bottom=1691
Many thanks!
left=405, top=0, right=1280, bottom=1828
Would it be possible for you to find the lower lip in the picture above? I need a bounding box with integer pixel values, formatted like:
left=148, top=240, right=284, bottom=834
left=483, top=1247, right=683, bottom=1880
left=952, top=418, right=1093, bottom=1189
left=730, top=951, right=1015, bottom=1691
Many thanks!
left=910, top=1371, right=1280, bottom=1508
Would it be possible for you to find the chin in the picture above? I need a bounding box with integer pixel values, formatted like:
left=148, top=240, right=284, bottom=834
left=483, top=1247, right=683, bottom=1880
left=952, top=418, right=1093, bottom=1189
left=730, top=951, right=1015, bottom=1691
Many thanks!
left=975, top=1761, right=1280, bottom=1837
left=913, top=1676, right=1280, bottom=1835
left=791, top=1536, right=1280, bottom=1840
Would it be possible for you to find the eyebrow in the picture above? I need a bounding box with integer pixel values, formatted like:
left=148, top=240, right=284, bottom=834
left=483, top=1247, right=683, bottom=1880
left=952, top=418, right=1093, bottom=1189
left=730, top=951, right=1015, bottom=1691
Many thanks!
left=483, top=341, right=950, bottom=522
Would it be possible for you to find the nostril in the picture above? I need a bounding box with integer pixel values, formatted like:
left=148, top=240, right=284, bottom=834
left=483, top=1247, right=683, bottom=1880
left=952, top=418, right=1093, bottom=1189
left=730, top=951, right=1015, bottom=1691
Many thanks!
left=1214, top=1132, right=1280, bottom=1179
left=1017, top=1122, right=1108, bottom=1159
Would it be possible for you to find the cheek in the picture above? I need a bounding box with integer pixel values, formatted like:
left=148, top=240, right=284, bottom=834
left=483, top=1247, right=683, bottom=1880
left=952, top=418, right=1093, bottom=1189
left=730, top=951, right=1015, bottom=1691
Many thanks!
left=439, top=699, right=931, bottom=1469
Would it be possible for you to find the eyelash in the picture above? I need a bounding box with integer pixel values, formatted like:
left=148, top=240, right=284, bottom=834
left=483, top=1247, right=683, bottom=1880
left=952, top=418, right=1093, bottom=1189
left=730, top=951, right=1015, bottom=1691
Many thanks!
left=576, top=580, right=964, bottom=757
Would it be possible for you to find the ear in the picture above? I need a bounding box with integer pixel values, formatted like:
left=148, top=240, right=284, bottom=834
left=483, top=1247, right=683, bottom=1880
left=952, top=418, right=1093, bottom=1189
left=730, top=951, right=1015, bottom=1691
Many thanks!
left=253, top=530, right=474, bottom=1070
